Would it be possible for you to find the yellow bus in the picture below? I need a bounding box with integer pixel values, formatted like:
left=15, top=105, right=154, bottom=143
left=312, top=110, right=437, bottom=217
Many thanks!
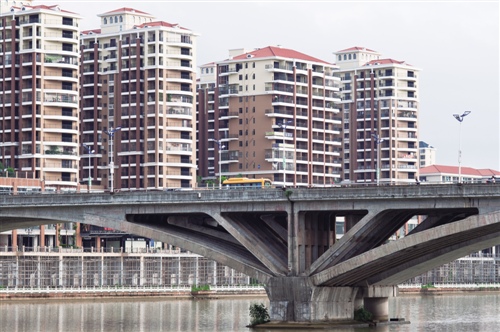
left=222, top=177, right=272, bottom=189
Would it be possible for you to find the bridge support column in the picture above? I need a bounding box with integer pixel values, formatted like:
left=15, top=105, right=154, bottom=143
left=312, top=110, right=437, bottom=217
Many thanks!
left=266, top=277, right=360, bottom=322
left=360, top=286, right=398, bottom=321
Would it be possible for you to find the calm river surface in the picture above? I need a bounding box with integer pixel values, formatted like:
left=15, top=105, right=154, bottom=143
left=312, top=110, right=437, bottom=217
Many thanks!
left=1, top=293, right=500, bottom=332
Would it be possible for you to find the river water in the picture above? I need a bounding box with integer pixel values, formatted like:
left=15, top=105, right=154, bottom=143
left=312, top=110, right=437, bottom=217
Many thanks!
left=1, top=293, right=500, bottom=332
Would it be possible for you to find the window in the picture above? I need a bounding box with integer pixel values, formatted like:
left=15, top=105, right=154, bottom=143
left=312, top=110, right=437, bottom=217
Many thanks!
left=104, top=18, right=107, bottom=24
left=252, top=62, right=255, bottom=68
left=253, top=85, right=255, bottom=90
left=239, top=130, right=243, bottom=135
left=348, top=54, right=352, bottom=60
left=252, top=73, right=255, bottom=79
left=353, top=54, right=356, bottom=60
left=245, top=74, right=248, bottom=80
left=239, top=97, right=243, bottom=102
left=239, top=74, right=242, bottom=80
left=239, top=119, right=243, bottom=125
left=338, top=55, right=341, bottom=61
left=239, top=107, right=243, bottom=113
left=245, top=63, right=248, bottom=69
left=252, top=107, right=255, bottom=113
left=343, top=54, right=347, bottom=60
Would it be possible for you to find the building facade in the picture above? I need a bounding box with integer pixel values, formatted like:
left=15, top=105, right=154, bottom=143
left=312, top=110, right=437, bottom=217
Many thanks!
left=335, top=47, right=420, bottom=185
left=197, top=46, right=343, bottom=187
left=0, top=1, right=80, bottom=190
left=419, top=141, right=437, bottom=168
left=80, top=7, right=198, bottom=191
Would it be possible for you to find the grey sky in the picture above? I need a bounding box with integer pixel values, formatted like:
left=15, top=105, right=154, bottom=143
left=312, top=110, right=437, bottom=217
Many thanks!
left=46, top=0, right=499, bottom=170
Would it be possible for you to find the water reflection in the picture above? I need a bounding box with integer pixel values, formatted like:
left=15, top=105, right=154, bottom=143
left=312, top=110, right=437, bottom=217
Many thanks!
left=1, top=293, right=500, bottom=332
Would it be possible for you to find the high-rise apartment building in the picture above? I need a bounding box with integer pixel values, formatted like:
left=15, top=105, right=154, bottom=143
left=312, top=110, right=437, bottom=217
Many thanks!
left=197, top=46, right=342, bottom=187
left=335, top=47, right=420, bottom=185
left=0, top=1, right=80, bottom=190
left=80, top=8, right=198, bottom=191
left=419, top=141, right=436, bottom=168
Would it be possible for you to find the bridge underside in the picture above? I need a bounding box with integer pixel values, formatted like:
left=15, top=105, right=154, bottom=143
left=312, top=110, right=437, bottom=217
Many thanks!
left=0, top=191, right=499, bottom=322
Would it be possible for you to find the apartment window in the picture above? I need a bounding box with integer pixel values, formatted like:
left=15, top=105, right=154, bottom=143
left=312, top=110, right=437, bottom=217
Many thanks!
left=239, top=86, right=243, bottom=91
left=252, top=73, right=255, bottom=79
left=239, top=107, right=243, bottom=114
left=239, top=141, right=243, bottom=147
left=239, top=74, right=242, bottom=80
left=245, top=85, right=248, bottom=91
left=239, top=119, right=243, bottom=125
left=246, top=107, right=248, bottom=113
left=252, top=107, right=255, bottom=113
left=344, top=54, right=347, bottom=60
left=253, top=96, right=255, bottom=101
left=353, top=54, right=356, bottom=59
left=239, top=97, right=243, bottom=102
left=253, top=118, right=255, bottom=123
left=252, top=129, right=255, bottom=135
left=239, top=163, right=243, bottom=169
left=338, top=55, right=341, bottom=61
left=104, top=18, right=107, bottom=24
left=245, top=74, right=248, bottom=80
left=253, top=85, right=255, bottom=90
left=348, top=54, right=352, bottom=60
left=239, top=130, right=243, bottom=135
left=245, top=63, right=248, bottom=69
left=252, top=62, right=255, bottom=68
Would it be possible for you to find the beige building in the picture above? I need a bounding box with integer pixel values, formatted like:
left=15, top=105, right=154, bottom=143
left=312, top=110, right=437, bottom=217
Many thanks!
left=80, top=7, right=198, bottom=191
left=198, top=46, right=343, bottom=187
left=419, top=141, right=436, bottom=168
left=0, top=1, right=80, bottom=190
left=335, top=47, right=420, bottom=185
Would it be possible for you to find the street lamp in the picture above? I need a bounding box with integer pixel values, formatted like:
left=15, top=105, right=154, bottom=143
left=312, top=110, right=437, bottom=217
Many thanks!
left=371, top=133, right=385, bottom=185
left=277, top=120, right=293, bottom=188
left=213, top=139, right=226, bottom=189
left=104, top=126, right=121, bottom=193
left=453, top=111, right=471, bottom=183
left=83, top=144, right=95, bottom=192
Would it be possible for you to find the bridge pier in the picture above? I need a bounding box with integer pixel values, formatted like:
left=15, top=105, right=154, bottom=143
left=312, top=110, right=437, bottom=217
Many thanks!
left=266, top=277, right=397, bottom=322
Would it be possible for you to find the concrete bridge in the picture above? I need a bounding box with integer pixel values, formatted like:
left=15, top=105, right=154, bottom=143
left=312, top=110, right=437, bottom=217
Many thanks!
left=0, top=184, right=499, bottom=322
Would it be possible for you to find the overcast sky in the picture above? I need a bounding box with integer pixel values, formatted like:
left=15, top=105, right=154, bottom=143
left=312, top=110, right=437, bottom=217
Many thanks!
left=45, top=0, right=499, bottom=170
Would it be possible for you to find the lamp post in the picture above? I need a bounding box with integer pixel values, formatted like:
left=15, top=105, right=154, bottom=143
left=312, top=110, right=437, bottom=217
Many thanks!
left=104, top=126, right=121, bottom=193
left=213, top=139, right=225, bottom=189
left=83, top=144, right=95, bottom=192
left=453, top=111, right=471, bottom=183
left=277, top=120, right=293, bottom=188
left=371, top=133, right=384, bottom=185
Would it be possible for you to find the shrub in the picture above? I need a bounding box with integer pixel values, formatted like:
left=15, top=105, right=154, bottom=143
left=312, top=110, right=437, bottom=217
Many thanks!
left=249, top=303, right=270, bottom=326
left=354, top=307, right=373, bottom=322
left=191, top=284, right=210, bottom=292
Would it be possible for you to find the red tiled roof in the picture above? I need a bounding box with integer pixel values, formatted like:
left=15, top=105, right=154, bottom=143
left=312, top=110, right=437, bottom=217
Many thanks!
left=102, top=7, right=152, bottom=16
left=420, top=165, right=499, bottom=176
left=336, top=46, right=378, bottom=53
left=81, top=29, right=102, bottom=35
left=364, top=59, right=411, bottom=66
left=13, top=4, right=77, bottom=15
left=230, top=46, right=330, bottom=65
left=134, top=21, right=189, bottom=31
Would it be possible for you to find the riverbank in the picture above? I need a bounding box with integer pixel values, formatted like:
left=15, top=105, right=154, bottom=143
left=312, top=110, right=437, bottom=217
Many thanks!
left=399, top=284, right=500, bottom=295
left=0, top=285, right=266, bottom=301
